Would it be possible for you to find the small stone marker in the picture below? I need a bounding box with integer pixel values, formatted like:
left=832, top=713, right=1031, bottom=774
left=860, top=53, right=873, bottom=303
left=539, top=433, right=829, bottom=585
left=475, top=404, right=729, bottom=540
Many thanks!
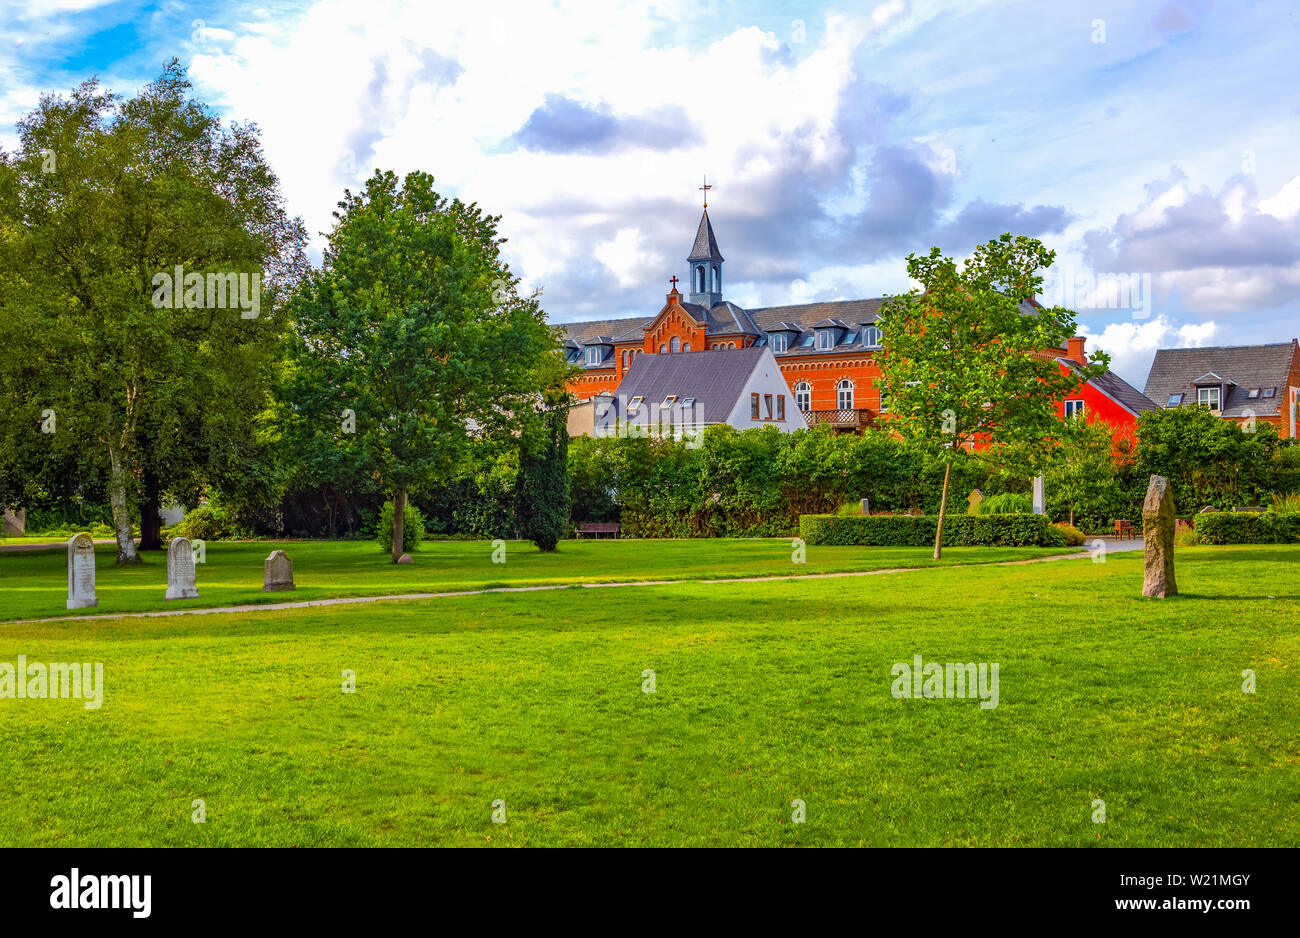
left=859, top=497, right=870, bottom=515
left=397, top=553, right=413, bottom=565
left=165, top=536, right=199, bottom=600
left=1032, top=475, right=1046, bottom=515
left=66, top=533, right=97, bottom=610
left=263, top=549, right=295, bottom=592
left=1142, top=475, right=1177, bottom=599
left=967, top=489, right=984, bottom=515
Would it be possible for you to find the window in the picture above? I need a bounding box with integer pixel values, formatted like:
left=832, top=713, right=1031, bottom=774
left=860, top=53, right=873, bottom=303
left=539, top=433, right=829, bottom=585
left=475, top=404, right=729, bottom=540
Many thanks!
left=659, top=344, right=667, bottom=353
left=683, top=343, right=691, bottom=352
left=794, top=382, right=811, bottom=412
left=695, top=265, right=706, bottom=293
left=770, top=332, right=789, bottom=352
left=670, top=336, right=680, bottom=353
left=1263, top=387, right=1276, bottom=398
left=751, top=393, right=760, bottom=419
left=1167, top=393, right=1183, bottom=406
left=837, top=379, right=854, bottom=410
left=764, top=394, right=773, bottom=420
left=1064, top=399, right=1086, bottom=419
left=1198, top=386, right=1221, bottom=410
left=681, top=397, right=696, bottom=409
left=1247, top=388, right=1260, bottom=399
left=776, top=396, right=785, bottom=421
left=585, top=346, right=601, bottom=365
left=816, top=329, right=835, bottom=351
left=861, top=325, right=882, bottom=348
left=627, top=395, right=643, bottom=416
left=662, top=394, right=677, bottom=409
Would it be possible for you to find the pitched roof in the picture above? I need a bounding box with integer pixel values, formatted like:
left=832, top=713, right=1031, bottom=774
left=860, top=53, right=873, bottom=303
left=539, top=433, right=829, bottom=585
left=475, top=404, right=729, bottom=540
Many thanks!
left=688, top=209, right=724, bottom=262
left=615, top=347, right=766, bottom=421
left=1056, top=358, right=1158, bottom=416
left=747, top=298, right=886, bottom=331
left=1143, top=342, right=1297, bottom=417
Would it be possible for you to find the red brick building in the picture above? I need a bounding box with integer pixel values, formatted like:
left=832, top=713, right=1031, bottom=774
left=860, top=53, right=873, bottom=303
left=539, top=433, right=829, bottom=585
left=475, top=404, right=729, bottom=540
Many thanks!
left=561, top=207, right=1155, bottom=437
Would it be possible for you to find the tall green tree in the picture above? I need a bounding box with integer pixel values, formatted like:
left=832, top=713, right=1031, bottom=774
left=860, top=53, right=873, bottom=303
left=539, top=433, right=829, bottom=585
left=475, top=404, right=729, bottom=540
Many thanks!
left=879, top=234, right=1108, bottom=558
left=516, top=391, right=572, bottom=551
left=0, top=62, right=306, bottom=562
left=283, top=169, right=558, bottom=561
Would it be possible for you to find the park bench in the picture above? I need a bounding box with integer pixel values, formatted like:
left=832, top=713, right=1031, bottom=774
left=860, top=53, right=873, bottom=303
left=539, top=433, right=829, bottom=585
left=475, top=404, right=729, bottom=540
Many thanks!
left=1113, top=519, right=1134, bottom=539
left=576, top=522, right=621, bottom=539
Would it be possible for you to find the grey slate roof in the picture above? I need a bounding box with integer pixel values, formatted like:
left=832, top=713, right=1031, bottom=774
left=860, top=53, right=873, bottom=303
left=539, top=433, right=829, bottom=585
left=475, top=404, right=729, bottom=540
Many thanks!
left=614, top=347, right=765, bottom=422
left=1056, top=358, right=1158, bottom=416
left=688, top=210, right=724, bottom=262
left=1144, top=342, right=1297, bottom=417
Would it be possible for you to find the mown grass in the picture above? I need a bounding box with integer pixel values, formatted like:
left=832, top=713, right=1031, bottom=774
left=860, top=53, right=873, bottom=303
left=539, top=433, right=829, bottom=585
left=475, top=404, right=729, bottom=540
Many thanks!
left=0, top=544, right=1295, bottom=847
left=0, top=537, right=1068, bottom=621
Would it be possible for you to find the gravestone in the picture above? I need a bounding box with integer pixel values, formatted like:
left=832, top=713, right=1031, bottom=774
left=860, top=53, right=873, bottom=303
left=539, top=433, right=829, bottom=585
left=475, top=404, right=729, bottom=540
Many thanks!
left=66, top=533, right=97, bottom=609
left=1141, top=475, right=1177, bottom=598
left=859, top=497, right=870, bottom=515
left=165, top=536, right=199, bottom=600
left=967, top=489, right=984, bottom=516
left=2, top=508, right=24, bottom=536
left=263, top=550, right=295, bottom=592
left=397, top=553, right=413, bottom=565
left=1032, top=475, right=1046, bottom=515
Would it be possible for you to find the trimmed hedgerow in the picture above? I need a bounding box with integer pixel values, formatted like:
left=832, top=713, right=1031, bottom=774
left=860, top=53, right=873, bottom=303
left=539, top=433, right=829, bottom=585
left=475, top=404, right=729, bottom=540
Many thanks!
left=1193, top=512, right=1300, bottom=544
left=798, top=512, right=1064, bottom=547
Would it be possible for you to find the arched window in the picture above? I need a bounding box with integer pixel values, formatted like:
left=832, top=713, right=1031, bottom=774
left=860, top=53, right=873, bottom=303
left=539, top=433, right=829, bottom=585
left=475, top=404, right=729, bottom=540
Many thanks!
left=682, top=343, right=691, bottom=352
left=659, top=344, right=668, bottom=353
left=670, top=336, right=680, bottom=353
left=837, top=379, right=854, bottom=410
left=795, top=382, right=811, bottom=412
left=712, top=264, right=721, bottom=293
left=695, top=265, right=706, bottom=292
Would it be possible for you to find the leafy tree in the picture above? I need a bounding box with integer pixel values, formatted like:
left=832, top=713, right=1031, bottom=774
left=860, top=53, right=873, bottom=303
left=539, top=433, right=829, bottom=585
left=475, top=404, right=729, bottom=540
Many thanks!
left=879, top=234, right=1108, bottom=558
left=283, top=169, right=557, bottom=562
left=516, top=392, right=571, bottom=551
left=0, top=62, right=306, bottom=562
left=1135, top=406, right=1281, bottom=513
left=1046, top=417, right=1133, bottom=528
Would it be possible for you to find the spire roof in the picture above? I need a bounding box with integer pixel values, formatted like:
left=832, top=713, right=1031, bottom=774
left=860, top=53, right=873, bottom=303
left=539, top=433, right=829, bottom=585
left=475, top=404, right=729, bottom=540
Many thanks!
left=688, top=209, right=724, bottom=263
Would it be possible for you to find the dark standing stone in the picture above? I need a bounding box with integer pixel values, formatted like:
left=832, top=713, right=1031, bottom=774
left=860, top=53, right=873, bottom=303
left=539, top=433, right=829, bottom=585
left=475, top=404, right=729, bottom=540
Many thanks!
left=1142, top=475, right=1177, bottom=598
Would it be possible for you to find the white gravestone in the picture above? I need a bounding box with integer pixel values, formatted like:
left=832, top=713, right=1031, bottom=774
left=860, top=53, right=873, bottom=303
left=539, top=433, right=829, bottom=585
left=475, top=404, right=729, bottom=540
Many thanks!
left=263, top=550, right=295, bottom=592
left=165, top=536, right=200, bottom=600
left=66, top=533, right=98, bottom=610
left=1032, top=475, right=1046, bottom=515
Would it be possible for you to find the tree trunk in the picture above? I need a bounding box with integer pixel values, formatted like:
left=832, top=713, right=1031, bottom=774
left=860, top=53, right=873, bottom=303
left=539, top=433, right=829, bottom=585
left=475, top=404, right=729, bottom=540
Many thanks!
left=139, top=470, right=163, bottom=551
left=1069, top=508, right=1075, bottom=527
left=391, top=485, right=407, bottom=563
left=108, top=445, right=140, bottom=566
left=933, top=460, right=952, bottom=561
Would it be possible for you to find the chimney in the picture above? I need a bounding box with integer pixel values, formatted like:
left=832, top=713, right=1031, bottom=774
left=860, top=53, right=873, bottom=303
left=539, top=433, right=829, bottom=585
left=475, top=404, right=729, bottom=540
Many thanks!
left=1066, top=335, right=1087, bottom=366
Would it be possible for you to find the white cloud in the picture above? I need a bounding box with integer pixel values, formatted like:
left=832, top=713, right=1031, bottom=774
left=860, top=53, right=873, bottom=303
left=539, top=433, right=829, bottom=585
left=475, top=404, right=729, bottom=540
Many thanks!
left=1081, top=314, right=1220, bottom=388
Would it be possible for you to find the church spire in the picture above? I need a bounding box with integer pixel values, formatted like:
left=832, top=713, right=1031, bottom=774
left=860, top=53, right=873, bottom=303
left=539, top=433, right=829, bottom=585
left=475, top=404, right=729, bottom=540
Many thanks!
left=687, top=178, right=724, bottom=307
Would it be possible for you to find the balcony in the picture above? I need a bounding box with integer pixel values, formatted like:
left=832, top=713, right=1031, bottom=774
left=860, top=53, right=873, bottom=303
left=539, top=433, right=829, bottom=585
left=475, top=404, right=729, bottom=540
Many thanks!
left=802, top=408, right=876, bottom=431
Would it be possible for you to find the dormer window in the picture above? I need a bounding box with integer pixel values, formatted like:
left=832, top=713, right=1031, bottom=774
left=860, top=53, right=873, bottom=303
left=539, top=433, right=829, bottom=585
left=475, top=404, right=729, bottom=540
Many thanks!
left=771, top=333, right=789, bottom=352
left=861, top=325, right=882, bottom=348
left=816, top=330, right=836, bottom=351
left=585, top=346, right=602, bottom=365
left=1198, top=386, right=1221, bottom=410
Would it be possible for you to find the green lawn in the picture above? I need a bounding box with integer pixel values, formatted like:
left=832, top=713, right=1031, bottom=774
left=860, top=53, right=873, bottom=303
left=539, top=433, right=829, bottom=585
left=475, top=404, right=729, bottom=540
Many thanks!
left=0, top=537, right=1069, bottom=621
left=0, top=543, right=1295, bottom=846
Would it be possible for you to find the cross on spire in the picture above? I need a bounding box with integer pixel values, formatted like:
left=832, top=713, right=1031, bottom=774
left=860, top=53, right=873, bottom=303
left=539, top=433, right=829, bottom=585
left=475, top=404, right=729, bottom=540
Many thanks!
left=699, top=174, right=711, bottom=209
left=669, top=275, right=679, bottom=290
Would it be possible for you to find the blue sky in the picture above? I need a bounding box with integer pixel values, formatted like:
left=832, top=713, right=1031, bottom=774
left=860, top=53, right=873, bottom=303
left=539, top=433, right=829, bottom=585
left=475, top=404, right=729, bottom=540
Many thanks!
left=3, top=0, right=1299, bottom=386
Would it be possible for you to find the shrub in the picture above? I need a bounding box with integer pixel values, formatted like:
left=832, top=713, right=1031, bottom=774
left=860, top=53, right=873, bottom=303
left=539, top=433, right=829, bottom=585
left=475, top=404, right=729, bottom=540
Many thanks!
left=978, top=492, right=1033, bottom=515
left=377, top=500, right=425, bottom=553
left=1270, top=491, right=1300, bottom=513
left=1193, top=511, right=1300, bottom=544
left=174, top=505, right=244, bottom=541
left=799, top=512, right=1060, bottom=547
left=1052, top=522, right=1086, bottom=546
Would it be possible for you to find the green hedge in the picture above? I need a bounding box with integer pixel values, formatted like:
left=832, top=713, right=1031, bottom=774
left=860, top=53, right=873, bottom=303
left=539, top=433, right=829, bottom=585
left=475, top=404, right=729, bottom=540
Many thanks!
left=1193, top=512, right=1300, bottom=544
left=798, top=512, right=1065, bottom=547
